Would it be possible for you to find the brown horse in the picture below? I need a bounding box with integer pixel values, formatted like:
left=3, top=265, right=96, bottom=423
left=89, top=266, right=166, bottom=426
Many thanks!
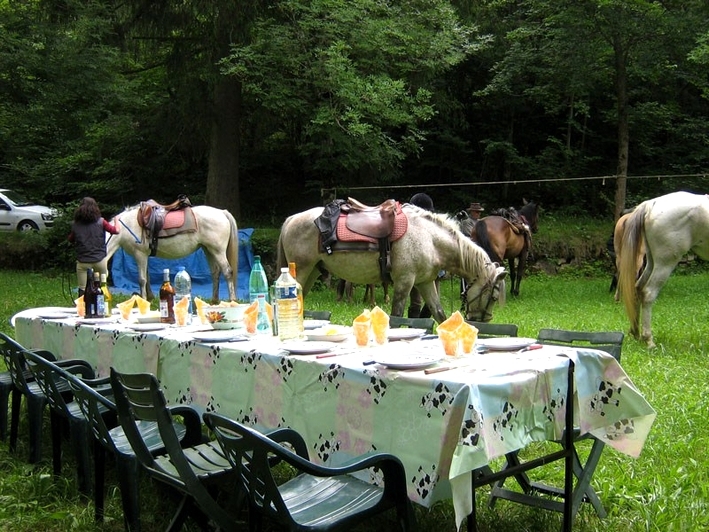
left=464, top=201, right=539, bottom=297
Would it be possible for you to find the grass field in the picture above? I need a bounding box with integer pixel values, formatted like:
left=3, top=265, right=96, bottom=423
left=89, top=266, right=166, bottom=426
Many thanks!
left=1, top=267, right=708, bottom=531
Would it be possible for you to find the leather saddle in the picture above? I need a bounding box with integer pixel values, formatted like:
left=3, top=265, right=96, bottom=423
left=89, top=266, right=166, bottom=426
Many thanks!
left=314, top=197, right=407, bottom=287
left=137, top=195, right=193, bottom=256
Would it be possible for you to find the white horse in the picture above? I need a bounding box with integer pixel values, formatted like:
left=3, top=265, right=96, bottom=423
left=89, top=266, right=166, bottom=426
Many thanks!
left=277, top=203, right=507, bottom=323
left=106, top=204, right=238, bottom=301
left=618, top=191, right=709, bottom=347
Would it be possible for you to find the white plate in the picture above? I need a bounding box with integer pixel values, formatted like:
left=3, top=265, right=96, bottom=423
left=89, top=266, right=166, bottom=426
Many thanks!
left=127, top=323, right=168, bottom=332
left=476, top=337, right=537, bottom=351
left=283, top=341, right=333, bottom=355
left=135, top=312, right=161, bottom=324
left=387, top=328, right=427, bottom=341
left=37, top=312, right=72, bottom=320
left=78, top=317, right=118, bottom=325
left=303, top=319, right=330, bottom=330
left=191, top=330, right=249, bottom=343
left=372, top=353, right=442, bottom=370
left=305, top=326, right=351, bottom=343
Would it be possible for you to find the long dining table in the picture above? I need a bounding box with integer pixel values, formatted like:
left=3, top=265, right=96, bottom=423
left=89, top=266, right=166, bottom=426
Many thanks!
left=13, top=309, right=656, bottom=528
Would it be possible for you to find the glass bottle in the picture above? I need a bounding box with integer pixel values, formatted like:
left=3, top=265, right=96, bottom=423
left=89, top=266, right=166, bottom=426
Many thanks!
left=255, top=293, right=272, bottom=335
left=159, top=268, right=175, bottom=324
left=84, top=268, right=97, bottom=318
left=100, top=273, right=112, bottom=317
left=94, top=271, right=105, bottom=318
left=249, top=255, right=269, bottom=304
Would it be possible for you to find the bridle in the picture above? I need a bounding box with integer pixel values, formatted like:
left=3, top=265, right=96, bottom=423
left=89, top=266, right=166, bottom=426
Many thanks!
left=460, top=267, right=503, bottom=322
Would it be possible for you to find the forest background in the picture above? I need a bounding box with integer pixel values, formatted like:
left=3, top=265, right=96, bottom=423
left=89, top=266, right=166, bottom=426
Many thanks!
left=1, top=0, right=709, bottom=233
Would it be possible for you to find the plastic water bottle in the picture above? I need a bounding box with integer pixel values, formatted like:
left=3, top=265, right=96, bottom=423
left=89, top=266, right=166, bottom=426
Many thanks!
left=274, top=267, right=302, bottom=340
left=249, top=256, right=269, bottom=304
left=174, top=266, right=192, bottom=325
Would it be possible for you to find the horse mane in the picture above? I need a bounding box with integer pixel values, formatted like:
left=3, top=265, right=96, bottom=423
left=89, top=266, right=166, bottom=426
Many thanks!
left=405, top=203, right=490, bottom=274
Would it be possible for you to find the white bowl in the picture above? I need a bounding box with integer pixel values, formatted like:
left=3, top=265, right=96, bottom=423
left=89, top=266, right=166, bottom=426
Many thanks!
left=203, top=304, right=250, bottom=330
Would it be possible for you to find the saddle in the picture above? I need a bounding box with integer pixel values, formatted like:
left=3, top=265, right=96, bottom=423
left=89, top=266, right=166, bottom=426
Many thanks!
left=314, top=197, right=407, bottom=286
left=137, top=195, right=193, bottom=256
left=492, top=207, right=533, bottom=254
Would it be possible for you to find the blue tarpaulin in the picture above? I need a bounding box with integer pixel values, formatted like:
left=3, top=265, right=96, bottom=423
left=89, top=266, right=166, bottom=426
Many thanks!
left=110, top=228, right=255, bottom=301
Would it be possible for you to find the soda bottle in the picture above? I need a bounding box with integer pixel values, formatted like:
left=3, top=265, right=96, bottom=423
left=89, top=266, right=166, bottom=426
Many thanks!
left=288, top=262, right=304, bottom=333
left=159, top=268, right=175, bottom=324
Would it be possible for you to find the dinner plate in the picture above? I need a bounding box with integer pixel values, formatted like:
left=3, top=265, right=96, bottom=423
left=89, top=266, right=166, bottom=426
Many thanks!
left=37, top=312, right=72, bottom=320
left=387, top=328, right=427, bottom=341
left=372, top=353, right=442, bottom=370
left=476, top=337, right=538, bottom=351
left=191, top=330, right=249, bottom=343
left=305, top=326, right=351, bottom=343
left=282, top=341, right=333, bottom=355
left=127, top=323, right=168, bottom=332
left=135, top=312, right=161, bottom=324
left=78, top=317, right=118, bottom=325
left=303, top=319, right=330, bottom=330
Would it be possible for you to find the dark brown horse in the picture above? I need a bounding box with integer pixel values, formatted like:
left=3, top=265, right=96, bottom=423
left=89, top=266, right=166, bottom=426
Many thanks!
left=462, top=201, right=539, bottom=297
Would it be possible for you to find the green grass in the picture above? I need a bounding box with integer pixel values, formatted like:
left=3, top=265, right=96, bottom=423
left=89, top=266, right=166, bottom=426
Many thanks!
left=1, top=268, right=709, bottom=530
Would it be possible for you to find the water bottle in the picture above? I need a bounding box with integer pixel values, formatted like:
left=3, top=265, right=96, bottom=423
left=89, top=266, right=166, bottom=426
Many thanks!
left=174, top=266, right=192, bottom=325
left=274, top=267, right=302, bottom=340
left=249, top=255, right=269, bottom=304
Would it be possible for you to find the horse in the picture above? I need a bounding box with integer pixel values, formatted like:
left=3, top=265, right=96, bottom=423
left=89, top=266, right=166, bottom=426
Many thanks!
left=105, top=204, right=239, bottom=302
left=277, top=203, right=507, bottom=323
left=462, top=200, right=539, bottom=297
left=618, top=191, right=709, bottom=347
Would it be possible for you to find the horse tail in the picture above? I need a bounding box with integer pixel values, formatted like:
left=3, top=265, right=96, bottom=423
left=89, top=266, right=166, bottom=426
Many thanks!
left=472, top=221, right=503, bottom=263
left=224, top=210, right=239, bottom=291
left=618, top=204, right=647, bottom=336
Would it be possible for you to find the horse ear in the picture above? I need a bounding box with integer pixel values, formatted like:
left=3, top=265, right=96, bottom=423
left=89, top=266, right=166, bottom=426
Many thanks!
left=522, top=198, right=528, bottom=205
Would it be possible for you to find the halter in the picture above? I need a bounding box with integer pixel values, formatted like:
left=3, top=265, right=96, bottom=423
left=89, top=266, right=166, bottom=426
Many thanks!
left=460, top=267, right=502, bottom=322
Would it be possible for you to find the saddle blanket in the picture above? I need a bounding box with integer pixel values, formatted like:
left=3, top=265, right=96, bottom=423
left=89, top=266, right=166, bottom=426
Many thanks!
left=158, top=208, right=198, bottom=237
left=336, top=205, right=408, bottom=244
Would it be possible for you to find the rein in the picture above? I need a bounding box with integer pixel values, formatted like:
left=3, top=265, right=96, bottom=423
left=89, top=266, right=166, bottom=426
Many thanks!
left=119, top=218, right=142, bottom=244
left=460, top=269, right=501, bottom=322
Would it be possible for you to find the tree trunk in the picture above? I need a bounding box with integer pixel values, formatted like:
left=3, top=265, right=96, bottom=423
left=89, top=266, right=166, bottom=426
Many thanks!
left=613, top=36, right=628, bottom=222
left=206, top=76, right=242, bottom=221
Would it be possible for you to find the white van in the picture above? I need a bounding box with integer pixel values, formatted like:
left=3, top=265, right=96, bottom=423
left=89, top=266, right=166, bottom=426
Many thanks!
left=0, top=189, right=59, bottom=231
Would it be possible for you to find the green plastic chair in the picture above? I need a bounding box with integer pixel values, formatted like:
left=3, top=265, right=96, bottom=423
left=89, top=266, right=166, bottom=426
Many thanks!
left=303, top=310, right=332, bottom=321
left=23, top=350, right=104, bottom=495
left=488, top=329, right=624, bottom=523
left=110, top=369, right=240, bottom=531
left=203, top=412, right=416, bottom=532
left=389, top=316, right=435, bottom=334
left=465, top=320, right=518, bottom=339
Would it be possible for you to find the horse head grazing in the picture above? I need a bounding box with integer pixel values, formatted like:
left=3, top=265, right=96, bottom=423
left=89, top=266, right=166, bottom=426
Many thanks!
left=461, top=262, right=507, bottom=322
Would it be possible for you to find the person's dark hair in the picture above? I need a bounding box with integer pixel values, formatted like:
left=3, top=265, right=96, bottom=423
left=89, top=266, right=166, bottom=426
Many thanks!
left=409, top=193, right=434, bottom=211
left=74, top=197, right=101, bottom=224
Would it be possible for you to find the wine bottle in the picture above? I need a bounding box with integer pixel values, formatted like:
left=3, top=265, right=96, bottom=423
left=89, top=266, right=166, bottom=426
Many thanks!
left=84, top=268, right=97, bottom=318
left=94, top=271, right=105, bottom=318
left=159, top=268, right=175, bottom=324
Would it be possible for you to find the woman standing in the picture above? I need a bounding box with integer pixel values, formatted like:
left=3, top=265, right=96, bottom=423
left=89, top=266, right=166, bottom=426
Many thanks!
left=68, top=197, right=119, bottom=294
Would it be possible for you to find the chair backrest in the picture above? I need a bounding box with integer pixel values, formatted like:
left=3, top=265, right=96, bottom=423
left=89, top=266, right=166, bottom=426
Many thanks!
left=303, top=310, right=332, bottom=321
left=389, top=316, right=435, bottom=334
left=537, top=329, right=624, bottom=361
left=23, top=350, right=95, bottom=419
left=466, top=320, right=519, bottom=339
left=204, top=412, right=305, bottom=524
left=0, top=332, right=54, bottom=393
left=65, top=372, right=119, bottom=454
left=110, top=368, right=236, bottom=530
left=110, top=369, right=167, bottom=471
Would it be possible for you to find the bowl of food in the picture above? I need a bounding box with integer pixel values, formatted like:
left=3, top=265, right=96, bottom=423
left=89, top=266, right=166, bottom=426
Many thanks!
left=203, top=303, right=250, bottom=330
